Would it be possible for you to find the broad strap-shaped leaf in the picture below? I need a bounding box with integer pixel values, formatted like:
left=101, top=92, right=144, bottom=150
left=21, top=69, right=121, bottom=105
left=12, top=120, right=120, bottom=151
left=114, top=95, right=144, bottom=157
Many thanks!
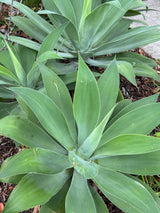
left=15, top=44, right=37, bottom=74
left=117, top=61, right=136, bottom=86
left=11, top=16, right=47, bottom=43
left=46, top=179, right=71, bottom=212
left=3, top=171, right=70, bottom=213
left=98, top=59, right=119, bottom=122
left=100, top=103, right=160, bottom=145
left=94, top=26, right=160, bottom=56
left=73, top=55, right=100, bottom=145
left=93, top=166, right=160, bottom=213
left=5, top=42, right=27, bottom=86
left=107, top=94, right=159, bottom=128
left=0, top=65, right=20, bottom=83
left=110, top=99, right=131, bottom=119
left=0, top=0, right=53, bottom=33
left=0, top=102, right=17, bottom=119
left=0, top=115, right=65, bottom=153
left=116, top=52, right=160, bottom=81
left=8, top=35, right=41, bottom=51
left=117, top=51, right=157, bottom=68
left=129, top=175, right=160, bottom=211
left=97, top=150, right=160, bottom=175
left=0, top=87, right=14, bottom=99
left=0, top=148, right=71, bottom=179
left=93, top=134, right=160, bottom=159
left=52, top=0, right=77, bottom=26
left=78, top=107, right=114, bottom=159
left=89, top=185, right=109, bottom=213
left=38, top=23, right=68, bottom=56
left=9, top=87, right=75, bottom=150
left=65, top=171, right=97, bottom=213
left=39, top=63, right=77, bottom=141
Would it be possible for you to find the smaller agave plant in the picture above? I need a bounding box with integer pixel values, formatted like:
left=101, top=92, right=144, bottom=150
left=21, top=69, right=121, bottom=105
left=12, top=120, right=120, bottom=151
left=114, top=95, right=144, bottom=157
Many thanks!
left=0, top=25, right=66, bottom=118
left=1, top=56, right=160, bottom=213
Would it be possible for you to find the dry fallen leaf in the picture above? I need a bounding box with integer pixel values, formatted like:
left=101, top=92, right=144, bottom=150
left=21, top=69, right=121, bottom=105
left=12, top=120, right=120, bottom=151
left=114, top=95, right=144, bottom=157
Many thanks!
left=0, top=203, right=4, bottom=213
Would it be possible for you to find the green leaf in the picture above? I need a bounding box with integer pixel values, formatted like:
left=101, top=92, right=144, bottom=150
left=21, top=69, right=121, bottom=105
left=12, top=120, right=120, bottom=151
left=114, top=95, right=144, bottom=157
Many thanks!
left=100, top=103, right=160, bottom=145
left=9, top=87, right=75, bottom=150
left=93, top=134, right=160, bottom=158
left=5, top=42, right=27, bottom=86
left=117, top=61, right=136, bottom=86
left=0, top=102, right=17, bottom=118
left=110, top=99, right=131, bottom=119
left=94, top=26, right=160, bottom=56
left=0, top=174, right=24, bottom=184
left=0, top=148, right=71, bottom=179
left=89, top=185, right=109, bottom=213
left=98, top=60, right=119, bottom=122
left=8, top=36, right=41, bottom=51
left=3, top=171, right=70, bottom=213
left=39, top=63, right=77, bottom=141
left=38, top=23, right=68, bottom=56
left=78, top=107, right=114, bottom=159
left=69, top=150, right=98, bottom=179
left=16, top=44, right=37, bottom=74
left=52, top=0, right=77, bottom=26
left=107, top=94, right=159, bottom=128
left=73, top=55, right=100, bottom=145
left=11, top=16, right=47, bottom=43
left=0, top=115, right=65, bottom=153
left=117, top=51, right=157, bottom=67
left=97, top=150, right=160, bottom=175
left=40, top=205, right=55, bottom=213
left=0, top=65, right=20, bottom=83
left=65, top=171, right=97, bottom=213
left=46, top=178, right=71, bottom=212
left=0, top=87, right=14, bottom=99
left=93, top=166, right=160, bottom=213
left=0, top=0, right=53, bottom=33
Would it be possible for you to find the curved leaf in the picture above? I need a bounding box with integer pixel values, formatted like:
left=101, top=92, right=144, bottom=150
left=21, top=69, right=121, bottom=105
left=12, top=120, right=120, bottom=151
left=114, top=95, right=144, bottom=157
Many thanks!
left=100, top=103, right=160, bottom=145
left=93, top=166, right=160, bottom=213
left=0, top=115, right=65, bottom=153
left=39, top=63, right=77, bottom=141
left=97, top=150, right=160, bottom=175
left=3, top=171, right=70, bottom=213
left=93, top=134, right=160, bottom=158
left=0, top=148, right=71, bottom=178
left=65, top=171, right=96, bottom=213
left=73, top=55, right=100, bottom=145
left=0, top=102, right=17, bottom=119
left=98, top=59, right=119, bottom=122
left=9, top=87, right=75, bottom=150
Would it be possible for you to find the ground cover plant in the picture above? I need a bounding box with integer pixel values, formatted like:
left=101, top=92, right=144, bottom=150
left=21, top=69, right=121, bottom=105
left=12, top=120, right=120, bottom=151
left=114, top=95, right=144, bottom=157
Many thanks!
left=1, top=57, right=160, bottom=212
left=0, top=0, right=160, bottom=86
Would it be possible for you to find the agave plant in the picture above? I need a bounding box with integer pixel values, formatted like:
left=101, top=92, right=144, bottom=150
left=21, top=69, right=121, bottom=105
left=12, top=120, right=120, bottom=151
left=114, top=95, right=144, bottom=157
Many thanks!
left=0, top=0, right=160, bottom=85
left=1, top=56, right=160, bottom=213
left=0, top=24, right=68, bottom=118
